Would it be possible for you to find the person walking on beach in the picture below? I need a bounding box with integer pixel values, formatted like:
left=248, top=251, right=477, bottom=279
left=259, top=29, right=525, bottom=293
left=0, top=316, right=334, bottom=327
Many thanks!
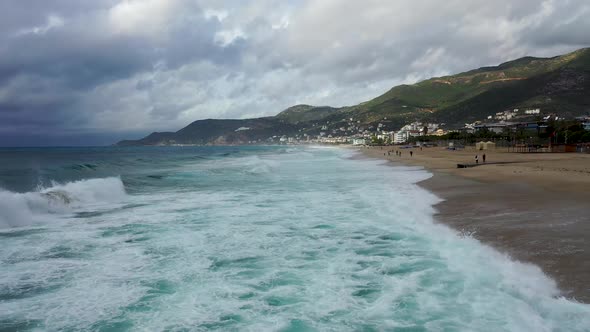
left=483, top=154, right=486, bottom=163
left=410, top=151, right=413, bottom=157
left=475, top=155, right=479, bottom=164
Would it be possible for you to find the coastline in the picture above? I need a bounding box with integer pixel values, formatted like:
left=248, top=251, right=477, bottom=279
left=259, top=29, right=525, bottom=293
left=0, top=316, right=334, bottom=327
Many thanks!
left=360, top=146, right=590, bottom=302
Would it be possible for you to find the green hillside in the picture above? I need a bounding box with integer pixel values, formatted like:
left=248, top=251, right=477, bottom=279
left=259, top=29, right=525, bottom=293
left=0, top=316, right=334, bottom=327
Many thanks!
left=275, top=105, right=341, bottom=124
left=348, top=47, right=590, bottom=127
left=117, top=48, right=590, bottom=146
left=433, top=67, right=590, bottom=125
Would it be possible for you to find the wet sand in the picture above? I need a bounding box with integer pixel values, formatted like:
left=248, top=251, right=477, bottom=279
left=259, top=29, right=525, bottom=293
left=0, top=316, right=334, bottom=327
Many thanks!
left=361, top=146, right=590, bottom=302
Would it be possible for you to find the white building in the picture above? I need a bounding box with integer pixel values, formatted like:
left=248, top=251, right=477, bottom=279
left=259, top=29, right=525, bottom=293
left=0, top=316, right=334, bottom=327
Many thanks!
left=401, top=121, right=439, bottom=134
left=377, top=131, right=393, bottom=141
left=352, top=138, right=367, bottom=146
left=394, top=131, right=408, bottom=144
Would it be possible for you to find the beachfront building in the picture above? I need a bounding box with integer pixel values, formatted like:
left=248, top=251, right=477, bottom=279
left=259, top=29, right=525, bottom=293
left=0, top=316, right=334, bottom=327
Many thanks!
left=394, top=131, right=408, bottom=144
left=433, top=128, right=447, bottom=136
left=464, top=123, right=476, bottom=133
left=474, top=123, right=513, bottom=134
left=377, top=131, right=393, bottom=142
left=322, top=136, right=348, bottom=144
left=352, top=138, right=367, bottom=146
left=401, top=122, right=439, bottom=134
left=408, top=130, right=421, bottom=138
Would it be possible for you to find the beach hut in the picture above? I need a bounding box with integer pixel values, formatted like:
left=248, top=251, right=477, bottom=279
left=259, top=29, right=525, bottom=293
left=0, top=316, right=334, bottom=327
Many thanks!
left=476, top=141, right=485, bottom=150
left=484, top=141, right=496, bottom=150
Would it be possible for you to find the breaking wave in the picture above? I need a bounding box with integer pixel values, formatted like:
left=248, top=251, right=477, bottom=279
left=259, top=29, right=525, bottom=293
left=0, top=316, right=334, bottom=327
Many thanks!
left=0, top=177, right=127, bottom=228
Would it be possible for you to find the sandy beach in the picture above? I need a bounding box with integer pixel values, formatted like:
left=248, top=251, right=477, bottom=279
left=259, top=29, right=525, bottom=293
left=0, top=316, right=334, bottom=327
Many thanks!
left=361, top=146, right=590, bottom=302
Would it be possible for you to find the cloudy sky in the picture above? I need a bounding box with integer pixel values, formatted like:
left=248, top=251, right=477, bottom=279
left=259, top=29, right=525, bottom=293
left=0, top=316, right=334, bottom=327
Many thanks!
left=1, top=0, right=589, bottom=145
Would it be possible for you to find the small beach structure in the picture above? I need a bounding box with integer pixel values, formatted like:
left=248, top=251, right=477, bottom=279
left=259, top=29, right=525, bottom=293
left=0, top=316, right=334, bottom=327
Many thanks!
left=476, top=141, right=496, bottom=150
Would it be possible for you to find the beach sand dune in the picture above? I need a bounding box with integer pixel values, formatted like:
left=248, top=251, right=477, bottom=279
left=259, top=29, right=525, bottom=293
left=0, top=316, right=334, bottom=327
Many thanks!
left=362, top=146, right=590, bottom=302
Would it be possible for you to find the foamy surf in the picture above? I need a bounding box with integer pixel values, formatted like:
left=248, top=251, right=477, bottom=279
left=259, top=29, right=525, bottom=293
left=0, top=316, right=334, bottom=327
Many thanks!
left=0, top=177, right=127, bottom=228
left=0, top=146, right=589, bottom=331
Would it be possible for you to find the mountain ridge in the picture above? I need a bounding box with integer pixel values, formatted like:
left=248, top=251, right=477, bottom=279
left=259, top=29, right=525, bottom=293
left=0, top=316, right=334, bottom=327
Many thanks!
left=117, top=47, right=590, bottom=146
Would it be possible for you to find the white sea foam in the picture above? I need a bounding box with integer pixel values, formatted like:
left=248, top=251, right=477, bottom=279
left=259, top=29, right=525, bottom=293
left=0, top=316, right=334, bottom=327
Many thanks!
left=1, top=148, right=589, bottom=331
left=0, top=177, right=126, bottom=228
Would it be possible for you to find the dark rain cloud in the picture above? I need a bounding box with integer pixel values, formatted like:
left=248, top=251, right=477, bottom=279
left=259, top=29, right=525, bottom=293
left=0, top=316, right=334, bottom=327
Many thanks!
left=0, top=0, right=241, bottom=144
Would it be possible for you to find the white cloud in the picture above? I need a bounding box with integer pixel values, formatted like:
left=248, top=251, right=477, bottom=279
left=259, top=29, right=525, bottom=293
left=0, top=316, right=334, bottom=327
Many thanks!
left=107, top=0, right=183, bottom=38
left=16, top=15, right=64, bottom=36
left=271, top=16, right=289, bottom=30
left=214, top=29, right=246, bottom=47
left=204, top=9, right=229, bottom=22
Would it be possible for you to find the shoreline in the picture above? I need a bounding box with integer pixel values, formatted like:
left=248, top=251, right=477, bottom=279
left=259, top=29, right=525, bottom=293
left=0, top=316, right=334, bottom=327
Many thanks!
left=359, top=146, right=590, bottom=302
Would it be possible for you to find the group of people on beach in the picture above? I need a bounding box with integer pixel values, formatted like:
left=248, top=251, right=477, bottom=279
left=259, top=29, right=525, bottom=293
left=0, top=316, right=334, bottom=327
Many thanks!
left=384, top=149, right=414, bottom=157
left=378, top=146, right=488, bottom=166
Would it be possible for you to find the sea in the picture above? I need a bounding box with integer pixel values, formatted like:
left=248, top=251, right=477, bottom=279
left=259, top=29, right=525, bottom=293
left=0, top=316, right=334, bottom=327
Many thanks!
left=0, top=146, right=589, bottom=331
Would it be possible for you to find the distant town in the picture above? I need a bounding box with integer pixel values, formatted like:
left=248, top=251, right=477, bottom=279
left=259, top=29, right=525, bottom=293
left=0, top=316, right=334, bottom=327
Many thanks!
left=260, top=108, right=590, bottom=149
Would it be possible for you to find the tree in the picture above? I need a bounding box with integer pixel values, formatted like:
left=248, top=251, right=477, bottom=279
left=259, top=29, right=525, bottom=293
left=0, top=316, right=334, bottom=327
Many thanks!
left=371, top=136, right=384, bottom=145
left=448, top=131, right=462, bottom=140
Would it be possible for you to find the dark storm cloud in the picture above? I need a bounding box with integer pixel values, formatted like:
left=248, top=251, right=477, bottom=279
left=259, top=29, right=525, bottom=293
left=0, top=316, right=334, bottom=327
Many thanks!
left=0, top=0, right=236, bottom=86
left=0, top=0, right=589, bottom=146
left=0, top=0, right=245, bottom=144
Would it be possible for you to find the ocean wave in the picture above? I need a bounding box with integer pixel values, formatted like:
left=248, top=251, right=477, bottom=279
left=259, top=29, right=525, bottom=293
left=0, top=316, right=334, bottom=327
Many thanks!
left=201, top=154, right=281, bottom=175
left=243, top=156, right=280, bottom=174
left=65, top=163, right=99, bottom=171
left=0, top=177, right=127, bottom=228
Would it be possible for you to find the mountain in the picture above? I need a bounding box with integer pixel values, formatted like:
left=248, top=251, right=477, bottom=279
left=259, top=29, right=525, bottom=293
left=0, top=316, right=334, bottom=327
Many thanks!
left=275, top=105, right=340, bottom=124
left=116, top=118, right=299, bottom=146
left=117, top=48, right=590, bottom=145
left=346, top=47, right=590, bottom=126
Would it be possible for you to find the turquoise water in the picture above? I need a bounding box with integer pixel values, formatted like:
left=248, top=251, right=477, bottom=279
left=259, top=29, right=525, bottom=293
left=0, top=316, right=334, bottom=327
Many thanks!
left=0, top=146, right=589, bottom=331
